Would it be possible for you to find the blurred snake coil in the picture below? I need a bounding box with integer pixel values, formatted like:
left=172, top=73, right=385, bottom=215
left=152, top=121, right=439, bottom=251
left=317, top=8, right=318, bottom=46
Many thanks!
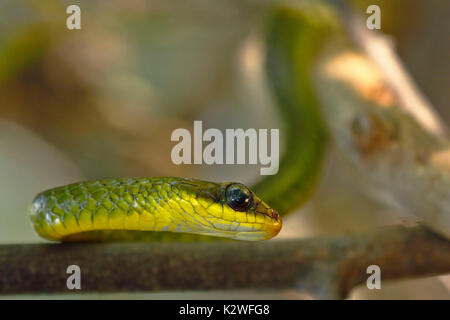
left=29, top=8, right=329, bottom=242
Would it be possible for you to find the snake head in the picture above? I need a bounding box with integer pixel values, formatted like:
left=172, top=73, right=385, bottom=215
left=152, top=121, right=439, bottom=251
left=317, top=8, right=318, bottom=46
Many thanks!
left=223, top=182, right=281, bottom=240
left=187, top=181, right=282, bottom=240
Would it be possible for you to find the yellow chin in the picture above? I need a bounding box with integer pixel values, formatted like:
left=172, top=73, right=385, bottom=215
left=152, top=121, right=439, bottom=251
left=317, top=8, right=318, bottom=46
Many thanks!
left=233, top=220, right=282, bottom=241
left=189, top=218, right=282, bottom=241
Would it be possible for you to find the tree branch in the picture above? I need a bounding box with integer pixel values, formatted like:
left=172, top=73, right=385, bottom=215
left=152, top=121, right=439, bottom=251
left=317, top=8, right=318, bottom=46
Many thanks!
left=0, top=226, right=449, bottom=299
left=314, top=38, right=450, bottom=240
left=333, top=0, right=447, bottom=137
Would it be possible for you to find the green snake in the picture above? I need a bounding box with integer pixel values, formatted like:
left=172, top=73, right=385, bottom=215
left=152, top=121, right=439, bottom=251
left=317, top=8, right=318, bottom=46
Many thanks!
left=29, top=8, right=328, bottom=242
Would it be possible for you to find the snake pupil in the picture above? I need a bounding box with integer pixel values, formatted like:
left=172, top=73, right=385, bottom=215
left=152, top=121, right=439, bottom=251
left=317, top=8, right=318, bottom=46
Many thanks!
left=225, top=183, right=253, bottom=212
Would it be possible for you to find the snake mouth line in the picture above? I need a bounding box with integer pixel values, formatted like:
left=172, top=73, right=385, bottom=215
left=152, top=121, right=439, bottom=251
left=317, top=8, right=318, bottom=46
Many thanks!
left=255, top=209, right=280, bottom=221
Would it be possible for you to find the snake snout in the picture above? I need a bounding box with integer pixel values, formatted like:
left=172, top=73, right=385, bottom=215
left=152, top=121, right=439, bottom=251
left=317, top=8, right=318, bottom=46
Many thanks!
left=265, top=210, right=282, bottom=240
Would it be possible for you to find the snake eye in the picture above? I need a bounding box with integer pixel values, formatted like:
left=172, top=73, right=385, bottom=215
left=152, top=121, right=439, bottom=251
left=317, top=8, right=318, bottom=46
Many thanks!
left=225, top=183, right=253, bottom=212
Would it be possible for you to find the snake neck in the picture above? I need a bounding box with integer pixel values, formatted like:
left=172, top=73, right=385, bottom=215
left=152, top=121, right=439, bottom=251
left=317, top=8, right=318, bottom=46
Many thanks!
left=252, top=7, right=331, bottom=215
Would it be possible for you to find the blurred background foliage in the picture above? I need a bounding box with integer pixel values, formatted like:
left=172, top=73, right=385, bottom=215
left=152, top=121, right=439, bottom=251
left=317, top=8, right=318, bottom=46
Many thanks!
left=0, top=0, right=448, bottom=299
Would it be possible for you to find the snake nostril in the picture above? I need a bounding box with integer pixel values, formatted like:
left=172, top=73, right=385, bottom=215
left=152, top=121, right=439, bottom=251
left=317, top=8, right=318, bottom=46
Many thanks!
left=268, top=209, right=279, bottom=220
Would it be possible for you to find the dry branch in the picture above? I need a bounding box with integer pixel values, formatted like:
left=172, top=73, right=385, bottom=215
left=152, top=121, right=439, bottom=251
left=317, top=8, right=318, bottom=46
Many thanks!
left=346, top=11, right=447, bottom=137
left=0, top=226, right=449, bottom=299
left=314, top=35, right=450, bottom=240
